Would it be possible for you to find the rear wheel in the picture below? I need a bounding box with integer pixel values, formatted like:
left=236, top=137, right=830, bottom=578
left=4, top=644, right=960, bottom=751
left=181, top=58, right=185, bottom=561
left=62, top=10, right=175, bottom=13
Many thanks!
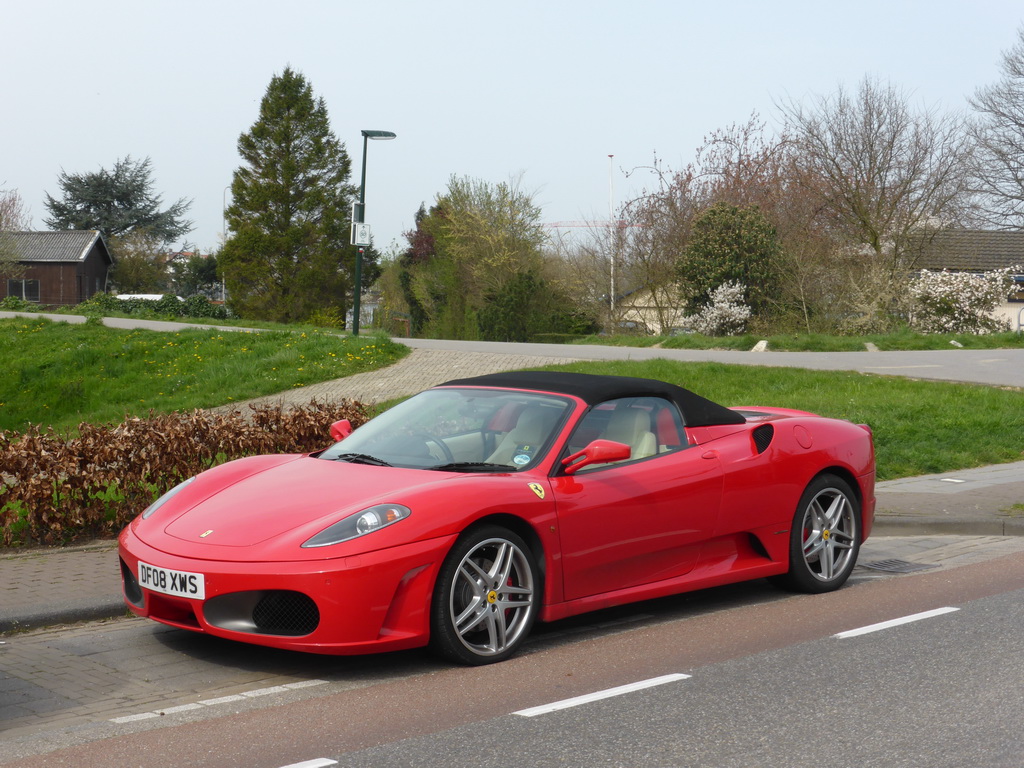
left=430, top=526, right=539, bottom=665
left=776, top=474, right=860, bottom=593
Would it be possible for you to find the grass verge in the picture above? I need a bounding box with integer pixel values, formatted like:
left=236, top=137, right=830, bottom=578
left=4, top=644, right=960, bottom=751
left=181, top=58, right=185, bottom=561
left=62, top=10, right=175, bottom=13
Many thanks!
left=537, top=358, right=1024, bottom=481
left=0, top=317, right=407, bottom=433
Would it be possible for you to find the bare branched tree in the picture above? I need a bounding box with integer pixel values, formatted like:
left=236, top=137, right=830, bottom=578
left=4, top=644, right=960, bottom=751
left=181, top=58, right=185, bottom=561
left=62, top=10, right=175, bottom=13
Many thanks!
left=780, top=77, right=976, bottom=273
left=618, top=118, right=805, bottom=330
left=970, top=27, right=1024, bottom=229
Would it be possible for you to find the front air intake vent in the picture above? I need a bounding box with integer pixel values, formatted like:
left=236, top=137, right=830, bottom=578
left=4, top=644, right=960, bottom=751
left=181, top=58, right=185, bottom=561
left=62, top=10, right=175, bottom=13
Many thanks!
left=252, top=591, right=320, bottom=636
left=752, top=424, right=774, bottom=454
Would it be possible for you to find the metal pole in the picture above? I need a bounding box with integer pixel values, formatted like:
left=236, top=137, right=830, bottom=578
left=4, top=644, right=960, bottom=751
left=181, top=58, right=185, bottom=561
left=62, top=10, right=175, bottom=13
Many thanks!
left=222, top=185, right=230, bottom=302
left=608, top=154, right=615, bottom=329
left=353, top=133, right=369, bottom=336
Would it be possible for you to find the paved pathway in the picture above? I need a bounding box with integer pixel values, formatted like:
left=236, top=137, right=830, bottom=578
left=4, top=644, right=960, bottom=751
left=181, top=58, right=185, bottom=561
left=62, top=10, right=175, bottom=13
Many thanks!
left=213, top=347, right=582, bottom=411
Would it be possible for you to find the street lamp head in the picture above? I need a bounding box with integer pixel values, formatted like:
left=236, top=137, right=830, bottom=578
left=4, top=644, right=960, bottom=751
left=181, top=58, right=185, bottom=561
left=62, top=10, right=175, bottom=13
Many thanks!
left=361, top=129, right=397, bottom=140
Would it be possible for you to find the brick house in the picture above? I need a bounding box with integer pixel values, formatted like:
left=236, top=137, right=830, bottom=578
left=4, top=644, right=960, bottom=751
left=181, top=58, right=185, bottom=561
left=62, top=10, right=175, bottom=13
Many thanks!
left=2, top=231, right=112, bottom=306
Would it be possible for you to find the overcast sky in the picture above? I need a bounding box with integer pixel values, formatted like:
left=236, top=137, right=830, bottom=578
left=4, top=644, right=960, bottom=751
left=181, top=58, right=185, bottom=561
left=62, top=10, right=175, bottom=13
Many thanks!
left=3, top=1, right=1022, bottom=255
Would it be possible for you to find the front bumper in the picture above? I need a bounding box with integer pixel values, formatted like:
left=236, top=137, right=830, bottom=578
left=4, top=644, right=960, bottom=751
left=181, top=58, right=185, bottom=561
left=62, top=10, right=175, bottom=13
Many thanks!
left=118, top=527, right=456, bottom=655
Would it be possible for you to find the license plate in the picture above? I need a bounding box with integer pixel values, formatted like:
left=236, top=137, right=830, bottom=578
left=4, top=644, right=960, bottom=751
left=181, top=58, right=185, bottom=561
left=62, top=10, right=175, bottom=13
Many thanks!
left=138, top=562, right=206, bottom=600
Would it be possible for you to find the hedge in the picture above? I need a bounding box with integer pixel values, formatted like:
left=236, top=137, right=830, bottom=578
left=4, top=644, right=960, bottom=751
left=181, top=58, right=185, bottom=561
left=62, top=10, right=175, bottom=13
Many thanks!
left=0, top=400, right=369, bottom=546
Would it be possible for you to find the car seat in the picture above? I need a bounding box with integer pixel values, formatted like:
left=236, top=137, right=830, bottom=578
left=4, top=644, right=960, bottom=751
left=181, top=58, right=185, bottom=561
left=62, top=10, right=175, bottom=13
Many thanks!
left=603, top=408, right=656, bottom=460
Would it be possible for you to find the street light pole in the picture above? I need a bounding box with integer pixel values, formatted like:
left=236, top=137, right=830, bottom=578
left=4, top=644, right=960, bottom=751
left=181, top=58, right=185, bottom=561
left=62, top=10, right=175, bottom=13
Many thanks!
left=352, top=129, right=396, bottom=336
left=608, top=154, right=615, bottom=330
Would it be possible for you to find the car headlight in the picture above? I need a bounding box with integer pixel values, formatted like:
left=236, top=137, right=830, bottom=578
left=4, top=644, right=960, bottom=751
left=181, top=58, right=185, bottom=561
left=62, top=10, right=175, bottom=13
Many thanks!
left=302, top=504, right=411, bottom=548
left=141, top=477, right=196, bottom=519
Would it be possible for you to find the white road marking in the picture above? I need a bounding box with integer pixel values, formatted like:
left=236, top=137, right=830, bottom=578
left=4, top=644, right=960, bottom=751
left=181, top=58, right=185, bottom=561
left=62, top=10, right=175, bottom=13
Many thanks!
left=110, top=712, right=160, bottom=724
left=834, top=607, right=960, bottom=639
left=242, top=685, right=291, bottom=697
left=109, top=679, right=328, bottom=724
left=513, top=673, right=691, bottom=717
left=864, top=365, right=943, bottom=370
left=277, top=760, right=338, bottom=768
left=161, top=703, right=204, bottom=715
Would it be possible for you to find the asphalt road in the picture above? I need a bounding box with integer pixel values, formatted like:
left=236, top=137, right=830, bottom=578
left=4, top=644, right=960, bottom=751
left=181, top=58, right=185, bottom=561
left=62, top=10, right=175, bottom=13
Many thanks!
left=395, top=337, right=1024, bottom=389
left=3, top=536, right=1023, bottom=768
left=338, top=586, right=1024, bottom=768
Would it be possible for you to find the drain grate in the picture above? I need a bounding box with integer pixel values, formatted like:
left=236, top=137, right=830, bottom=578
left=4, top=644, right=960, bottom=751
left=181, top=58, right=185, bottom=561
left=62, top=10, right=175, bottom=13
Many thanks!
left=859, top=559, right=939, bottom=574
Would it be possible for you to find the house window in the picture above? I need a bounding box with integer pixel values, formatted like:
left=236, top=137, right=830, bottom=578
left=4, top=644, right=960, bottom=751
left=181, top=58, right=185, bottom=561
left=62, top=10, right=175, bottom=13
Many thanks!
left=7, top=279, right=40, bottom=302
left=1012, top=276, right=1024, bottom=303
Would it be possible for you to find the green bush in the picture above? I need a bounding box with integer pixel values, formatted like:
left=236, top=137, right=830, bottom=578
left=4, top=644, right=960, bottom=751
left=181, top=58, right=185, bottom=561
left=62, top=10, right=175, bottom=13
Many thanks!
left=77, top=293, right=230, bottom=320
left=0, top=296, right=35, bottom=311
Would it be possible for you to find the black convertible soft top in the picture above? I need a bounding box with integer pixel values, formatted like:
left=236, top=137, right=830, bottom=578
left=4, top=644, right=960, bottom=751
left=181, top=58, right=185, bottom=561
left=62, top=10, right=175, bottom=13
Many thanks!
left=438, top=370, right=746, bottom=427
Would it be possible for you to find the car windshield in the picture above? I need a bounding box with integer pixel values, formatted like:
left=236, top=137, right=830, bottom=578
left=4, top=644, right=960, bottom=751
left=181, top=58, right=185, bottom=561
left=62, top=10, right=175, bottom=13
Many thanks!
left=318, top=388, right=573, bottom=470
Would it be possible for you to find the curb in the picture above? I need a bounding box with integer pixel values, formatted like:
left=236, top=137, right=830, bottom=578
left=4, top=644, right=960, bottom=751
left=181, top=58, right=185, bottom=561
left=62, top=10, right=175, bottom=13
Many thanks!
left=3, top=518, right=1021, bottom=635
left=0, top=600, right=130, bottom=635
left=872, top=515, right=1024, bottom=538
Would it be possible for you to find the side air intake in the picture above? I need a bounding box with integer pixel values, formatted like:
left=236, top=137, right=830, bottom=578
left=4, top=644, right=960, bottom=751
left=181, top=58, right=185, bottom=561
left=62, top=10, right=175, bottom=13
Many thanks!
left=752, top=424, right=774, bottom=454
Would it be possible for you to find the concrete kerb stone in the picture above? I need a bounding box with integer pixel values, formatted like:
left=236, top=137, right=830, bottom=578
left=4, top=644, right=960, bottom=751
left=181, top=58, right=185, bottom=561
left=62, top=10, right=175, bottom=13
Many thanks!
left=872, top=516, right=1024, bottom=537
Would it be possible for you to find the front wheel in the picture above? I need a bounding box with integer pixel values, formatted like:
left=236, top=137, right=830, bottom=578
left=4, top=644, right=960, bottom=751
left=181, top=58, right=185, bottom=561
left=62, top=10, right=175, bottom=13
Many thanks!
left=430, top=526, right=539, bottom=665
left=775, top=474, right=861, bottom=594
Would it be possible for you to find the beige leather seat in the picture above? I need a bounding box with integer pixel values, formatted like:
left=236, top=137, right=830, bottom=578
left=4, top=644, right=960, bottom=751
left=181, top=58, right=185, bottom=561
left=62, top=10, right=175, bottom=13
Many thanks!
left=604, top=408, right=656, bottom=460
left=486, top=409, right=555, bottom=466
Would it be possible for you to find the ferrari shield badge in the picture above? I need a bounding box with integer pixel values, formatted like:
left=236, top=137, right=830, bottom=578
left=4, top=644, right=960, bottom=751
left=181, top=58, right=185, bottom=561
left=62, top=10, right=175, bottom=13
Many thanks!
left=528, top=483, right=545, bottom=500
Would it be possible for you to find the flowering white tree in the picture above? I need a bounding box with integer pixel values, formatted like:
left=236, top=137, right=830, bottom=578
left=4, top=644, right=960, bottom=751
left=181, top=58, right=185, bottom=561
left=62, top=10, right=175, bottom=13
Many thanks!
left=1, top=188, right=31, bottom=284
left=908, top=268, right=1017, bottom=334
left=681, top=281, right=752, bottom=336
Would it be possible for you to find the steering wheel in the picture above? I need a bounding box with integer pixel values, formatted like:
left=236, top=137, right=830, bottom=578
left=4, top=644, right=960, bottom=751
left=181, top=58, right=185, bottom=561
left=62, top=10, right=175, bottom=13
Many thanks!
left=412, top=431, right=454, bottom=463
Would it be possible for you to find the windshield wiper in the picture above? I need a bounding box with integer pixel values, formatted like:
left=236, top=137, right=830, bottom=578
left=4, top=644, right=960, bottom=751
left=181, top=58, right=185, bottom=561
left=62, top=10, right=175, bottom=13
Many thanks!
left=428, top=462, right=512, bottom=473
left=332, top=453, right=392, bottom=467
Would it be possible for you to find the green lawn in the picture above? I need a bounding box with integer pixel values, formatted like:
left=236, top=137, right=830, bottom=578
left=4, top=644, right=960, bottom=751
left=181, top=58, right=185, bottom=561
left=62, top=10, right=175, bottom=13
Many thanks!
left=538, top=359, right=1024, bottom=481
left=0, top=317, right=407, bottom=433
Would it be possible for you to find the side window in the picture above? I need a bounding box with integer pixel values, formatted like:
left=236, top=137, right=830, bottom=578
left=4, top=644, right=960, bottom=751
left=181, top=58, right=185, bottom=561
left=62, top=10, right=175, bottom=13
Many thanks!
left=7, top=279, right=40, bottom=302
left=566, top=397, right=687, bottom=469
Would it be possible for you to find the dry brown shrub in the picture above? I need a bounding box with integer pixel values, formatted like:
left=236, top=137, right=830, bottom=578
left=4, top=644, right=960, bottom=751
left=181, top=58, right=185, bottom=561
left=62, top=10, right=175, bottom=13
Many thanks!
left=0, top=400, right=368, bottom=547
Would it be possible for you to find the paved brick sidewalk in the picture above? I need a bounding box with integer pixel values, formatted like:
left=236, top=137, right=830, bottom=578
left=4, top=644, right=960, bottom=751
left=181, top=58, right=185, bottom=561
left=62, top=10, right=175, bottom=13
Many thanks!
left=0, top=543, right=123, bottom=633
left=873, top=460, right=1024, bottom=536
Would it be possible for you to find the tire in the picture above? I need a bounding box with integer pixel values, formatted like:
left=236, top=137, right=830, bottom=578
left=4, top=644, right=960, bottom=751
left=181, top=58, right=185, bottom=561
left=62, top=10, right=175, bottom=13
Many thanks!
left=430, top=525, right=540, bottom=665
left=775, top=473, right=861, bottom=594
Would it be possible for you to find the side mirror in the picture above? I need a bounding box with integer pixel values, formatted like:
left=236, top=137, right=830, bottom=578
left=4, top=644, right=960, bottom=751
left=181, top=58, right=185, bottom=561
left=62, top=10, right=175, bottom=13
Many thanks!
left=329, top=419, right=353, bottom=442
left=561, top=439, right=631, bottom=474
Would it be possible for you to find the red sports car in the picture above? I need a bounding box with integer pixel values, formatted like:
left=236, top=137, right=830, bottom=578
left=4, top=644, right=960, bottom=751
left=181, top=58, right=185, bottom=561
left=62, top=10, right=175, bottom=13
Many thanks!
left=119, top=371, right=875, bottom=665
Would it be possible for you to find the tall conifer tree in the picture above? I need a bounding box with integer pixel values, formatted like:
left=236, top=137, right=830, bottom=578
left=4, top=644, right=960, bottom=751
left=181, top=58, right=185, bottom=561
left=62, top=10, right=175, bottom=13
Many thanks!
left=221, top=67, right=357, bottom=322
